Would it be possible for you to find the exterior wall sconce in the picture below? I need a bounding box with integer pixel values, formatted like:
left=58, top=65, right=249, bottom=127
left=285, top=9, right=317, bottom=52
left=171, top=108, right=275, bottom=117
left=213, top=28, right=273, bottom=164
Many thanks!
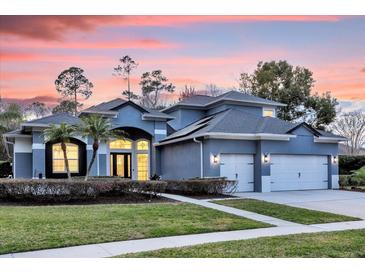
left=263, top=153, right=270, bottom=164
left=213, top=154, right=219, bottom=164
left=332, top=155, right=338, bottom=164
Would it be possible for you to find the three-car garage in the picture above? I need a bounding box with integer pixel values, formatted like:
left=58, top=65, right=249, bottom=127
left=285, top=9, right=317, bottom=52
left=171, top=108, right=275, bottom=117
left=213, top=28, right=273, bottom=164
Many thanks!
left=220, top=153, right=330, bottom=192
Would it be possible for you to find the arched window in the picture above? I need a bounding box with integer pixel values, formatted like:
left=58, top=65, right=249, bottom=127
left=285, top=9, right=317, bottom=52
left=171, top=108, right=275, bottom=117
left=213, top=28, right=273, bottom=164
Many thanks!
left=109, top=139, right=132, bottom=149
left=52, top=143, right=79, bottom=173
left=136, top=140, right=149, bottom=151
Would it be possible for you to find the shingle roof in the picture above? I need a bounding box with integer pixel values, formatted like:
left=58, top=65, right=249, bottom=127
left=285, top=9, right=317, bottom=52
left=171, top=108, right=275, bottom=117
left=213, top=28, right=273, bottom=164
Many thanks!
left=159, top=108, right=343, bottom=144
left=177, top=95, right=215, bottom=106
left=163, top=90, right=286, bottom=112
left=213, top=91, right=286, bottom=106
left=83, top=99, right=173, bottom=119
left=84, top=98, right=127, bottom=112
left=23, top=113, right=81, bottom=126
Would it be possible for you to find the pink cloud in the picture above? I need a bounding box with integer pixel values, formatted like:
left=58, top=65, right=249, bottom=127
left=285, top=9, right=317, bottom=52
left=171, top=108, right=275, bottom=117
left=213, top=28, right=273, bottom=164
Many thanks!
left=0, top=16, right=344, bottom=41
left=2, top=37, right=179, bottom=50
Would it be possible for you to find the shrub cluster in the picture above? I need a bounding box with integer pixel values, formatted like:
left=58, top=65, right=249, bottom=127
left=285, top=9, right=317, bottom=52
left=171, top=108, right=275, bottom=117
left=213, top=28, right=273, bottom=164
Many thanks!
left=339, top=167, right=365, bottom=187
left=164, top=177, right=237, bottom=195
left=339, top=156, right=365, bottom=175
left=0, top=178, right=167, bottom=203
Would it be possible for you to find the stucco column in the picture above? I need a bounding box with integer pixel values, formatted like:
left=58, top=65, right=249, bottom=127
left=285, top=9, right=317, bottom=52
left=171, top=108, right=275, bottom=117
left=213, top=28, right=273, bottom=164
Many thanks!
left=32, top=131, right=45, bottom=178
left=254, top=141, right=271, bottom=192
left=329, top=155, right=339, bottom=189
left=87, top=136, right=98, bottom=176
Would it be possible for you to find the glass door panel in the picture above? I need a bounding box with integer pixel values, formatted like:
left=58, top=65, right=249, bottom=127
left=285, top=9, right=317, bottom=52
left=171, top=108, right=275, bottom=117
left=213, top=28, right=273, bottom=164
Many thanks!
left=111, top=153, right=131, bottom=178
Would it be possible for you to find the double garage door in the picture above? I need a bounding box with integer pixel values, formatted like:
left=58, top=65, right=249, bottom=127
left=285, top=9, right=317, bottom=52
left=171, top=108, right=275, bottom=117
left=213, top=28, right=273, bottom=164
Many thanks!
left=220, top=154, right=329, bottom=192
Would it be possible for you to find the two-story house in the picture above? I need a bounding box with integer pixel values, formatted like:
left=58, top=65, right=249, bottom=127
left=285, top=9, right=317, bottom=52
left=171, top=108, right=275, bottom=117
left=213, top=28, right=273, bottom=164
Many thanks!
left=3, top=91, right=346, bottom=192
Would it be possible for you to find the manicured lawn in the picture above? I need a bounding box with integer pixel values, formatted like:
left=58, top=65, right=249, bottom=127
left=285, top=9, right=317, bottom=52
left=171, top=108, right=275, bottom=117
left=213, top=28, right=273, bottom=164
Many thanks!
left=213, top=199, right=359, bottom=224
left=0, top=203, right=271, bottom=255
left=120, top=229, right=365, bottom=258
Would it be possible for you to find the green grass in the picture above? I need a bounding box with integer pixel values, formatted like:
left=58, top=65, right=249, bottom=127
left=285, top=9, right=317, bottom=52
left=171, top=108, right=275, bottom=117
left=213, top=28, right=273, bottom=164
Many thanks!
left=213, top=199, right=359, bottom=224
left=120, top=229, right=365, bottom=258
left=0, top=202, right=271, bottom=255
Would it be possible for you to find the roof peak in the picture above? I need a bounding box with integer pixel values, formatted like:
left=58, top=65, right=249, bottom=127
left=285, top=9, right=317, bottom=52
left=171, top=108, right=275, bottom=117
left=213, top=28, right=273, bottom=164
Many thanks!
left=163, top=90, right=286, bottom=112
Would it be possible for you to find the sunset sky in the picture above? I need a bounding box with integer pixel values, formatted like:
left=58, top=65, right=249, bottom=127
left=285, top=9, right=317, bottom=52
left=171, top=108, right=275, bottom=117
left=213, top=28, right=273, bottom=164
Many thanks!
left=0, top=15, right=364, bottom=112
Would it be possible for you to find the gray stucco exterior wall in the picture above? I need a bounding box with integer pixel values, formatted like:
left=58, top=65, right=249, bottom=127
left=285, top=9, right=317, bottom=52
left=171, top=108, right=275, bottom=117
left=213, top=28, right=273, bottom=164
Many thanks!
left=206, top=104, right=264, bottom=116
left=159, top=140, right=201, bottom=179
left=14, top=152, right=32, bottom=178
left=167, top=109, right=205, bottom=130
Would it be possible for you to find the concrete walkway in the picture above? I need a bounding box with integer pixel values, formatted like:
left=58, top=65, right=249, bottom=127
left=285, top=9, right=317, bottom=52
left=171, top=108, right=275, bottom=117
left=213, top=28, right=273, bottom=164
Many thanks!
left=161, top=193, right=299, bottom=227
left=2, top=193, right=365, bottom=258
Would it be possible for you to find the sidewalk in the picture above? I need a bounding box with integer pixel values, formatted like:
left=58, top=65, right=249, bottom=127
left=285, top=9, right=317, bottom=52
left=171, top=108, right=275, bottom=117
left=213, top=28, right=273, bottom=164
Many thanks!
left=2, top=193, right=365, bottom=258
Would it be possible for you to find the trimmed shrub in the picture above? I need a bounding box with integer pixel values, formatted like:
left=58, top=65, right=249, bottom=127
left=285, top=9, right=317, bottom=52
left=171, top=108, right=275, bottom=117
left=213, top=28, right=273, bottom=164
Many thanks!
left=164, top=178, right=237, bottom=195
left=339, top=175, right=351, bottom=187
left=0, top=161, right=12, bottom=178
left=339, top=156, right=365, bottom=175
left=0, top=178, right=167, bottom=203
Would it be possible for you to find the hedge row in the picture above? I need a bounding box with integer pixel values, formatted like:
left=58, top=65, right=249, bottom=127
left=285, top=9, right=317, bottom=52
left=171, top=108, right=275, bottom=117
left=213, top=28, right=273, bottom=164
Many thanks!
left=0, top=177, right=235, bottom=203
left=164, top=178, right=237, bottom=195
left=0, top=179, right=166, bottom=202
left=339, top=156, right=365, bottom=175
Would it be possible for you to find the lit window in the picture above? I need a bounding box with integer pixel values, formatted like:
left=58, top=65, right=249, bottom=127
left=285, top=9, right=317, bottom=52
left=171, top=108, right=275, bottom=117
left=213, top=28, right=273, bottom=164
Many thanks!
left=52, top=143, right=79, bottom=173
left=137, top=140, right=149, bottom=151
left=137, top=154, right=149, bottom=180
left=263, top=109, right=274, bottom=117
left=109, top=139, right=132, bottom=149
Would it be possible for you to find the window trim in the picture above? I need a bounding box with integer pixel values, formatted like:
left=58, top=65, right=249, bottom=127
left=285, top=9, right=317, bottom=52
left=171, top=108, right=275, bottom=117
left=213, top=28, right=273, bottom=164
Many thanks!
left=263, top=107, right=275, bottom=117
left=52, top=143, right=79, bottom=173
left=136, top=139, right=149, bottom=151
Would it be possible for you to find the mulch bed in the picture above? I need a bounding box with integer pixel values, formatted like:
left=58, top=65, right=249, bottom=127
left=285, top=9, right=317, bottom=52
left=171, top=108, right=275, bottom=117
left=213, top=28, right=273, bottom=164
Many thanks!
left=341, top=186, right=365, bottom=193
left=0, top=194, right=177, bottom=206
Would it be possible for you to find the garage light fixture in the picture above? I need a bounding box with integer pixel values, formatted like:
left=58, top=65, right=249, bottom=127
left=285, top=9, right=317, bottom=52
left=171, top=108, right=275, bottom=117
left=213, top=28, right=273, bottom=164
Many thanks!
left=332, top=155, right=338, bottom=164
left=263, top=153, right=270, bottom=163
left=213, top=154, right=219, bottom=164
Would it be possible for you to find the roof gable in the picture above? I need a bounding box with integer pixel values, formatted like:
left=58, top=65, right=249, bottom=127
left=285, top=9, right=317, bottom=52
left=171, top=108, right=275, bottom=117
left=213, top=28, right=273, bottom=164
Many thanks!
left=286, top=122, right=321, bottom=137
left=22, top=113, right=81, bottom=126
left=163, top=90, right=286, bottom=113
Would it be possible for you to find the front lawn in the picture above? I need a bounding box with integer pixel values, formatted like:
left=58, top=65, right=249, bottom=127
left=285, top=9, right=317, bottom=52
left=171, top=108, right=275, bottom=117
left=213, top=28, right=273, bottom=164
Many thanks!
left=120, top=229, right=365, bottom=258
left=213, top=199, right=359, bottom=224
left=0, top=203, right=270, bottom=255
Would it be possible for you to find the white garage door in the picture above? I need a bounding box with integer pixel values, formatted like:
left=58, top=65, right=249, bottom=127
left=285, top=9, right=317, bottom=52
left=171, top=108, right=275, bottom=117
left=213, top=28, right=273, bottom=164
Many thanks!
left=220, top=154, right=254, bottom=192
left=271, top=155, right=328, bottom=191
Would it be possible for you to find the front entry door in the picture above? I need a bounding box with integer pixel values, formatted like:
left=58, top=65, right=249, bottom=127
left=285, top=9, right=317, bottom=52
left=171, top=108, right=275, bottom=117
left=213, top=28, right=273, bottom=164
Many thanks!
left=110, top=153, right=131, bottom=178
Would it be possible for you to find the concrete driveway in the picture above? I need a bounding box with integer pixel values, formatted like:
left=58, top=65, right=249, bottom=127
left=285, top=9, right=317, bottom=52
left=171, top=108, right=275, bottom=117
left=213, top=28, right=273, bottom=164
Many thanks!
left=234, top=190, right=365, bottom=219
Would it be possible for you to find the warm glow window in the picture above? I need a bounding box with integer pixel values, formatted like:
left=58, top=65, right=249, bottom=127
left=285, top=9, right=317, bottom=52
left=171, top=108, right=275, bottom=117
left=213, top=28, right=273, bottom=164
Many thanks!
left=263, top=109, right=274, bottom=117
left=137, top=154, right=149, bottom=180
left=137, top=140, right=149, bottom=151
left=52, top=143, right=79, bottom=173
left=109, top=139, right=132, bottom=149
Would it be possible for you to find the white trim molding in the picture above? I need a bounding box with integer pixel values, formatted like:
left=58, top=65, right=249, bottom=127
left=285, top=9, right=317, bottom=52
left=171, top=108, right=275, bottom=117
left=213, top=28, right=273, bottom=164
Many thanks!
left=261, top=176, right=271, bottom=193
left=332, top=175, right=339, bottom=189
left=32, top=143, right=45, bottom=150
left=314, top=136, right=347, bottom=143
left=155, top=132, right=297, bottom=146
left=154, top=129, right=167, bottom=135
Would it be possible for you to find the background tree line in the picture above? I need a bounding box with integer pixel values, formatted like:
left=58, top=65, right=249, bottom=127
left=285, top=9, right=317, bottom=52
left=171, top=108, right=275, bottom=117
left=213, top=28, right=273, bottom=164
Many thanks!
left=1, top=58, right=364, bottom=161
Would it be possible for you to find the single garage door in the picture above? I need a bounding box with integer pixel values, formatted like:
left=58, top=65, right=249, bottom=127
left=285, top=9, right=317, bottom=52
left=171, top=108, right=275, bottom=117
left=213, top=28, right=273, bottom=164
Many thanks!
left=220, top=154, right=254, bottom=192
left=271, top=155, right=328, bottom=191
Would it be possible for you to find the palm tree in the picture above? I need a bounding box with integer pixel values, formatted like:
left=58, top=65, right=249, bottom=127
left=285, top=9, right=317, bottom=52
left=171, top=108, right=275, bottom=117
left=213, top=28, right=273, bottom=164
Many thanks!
left=44, top=123, right=76, bottom=181
left=77, top=114, right=126, bottom=181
